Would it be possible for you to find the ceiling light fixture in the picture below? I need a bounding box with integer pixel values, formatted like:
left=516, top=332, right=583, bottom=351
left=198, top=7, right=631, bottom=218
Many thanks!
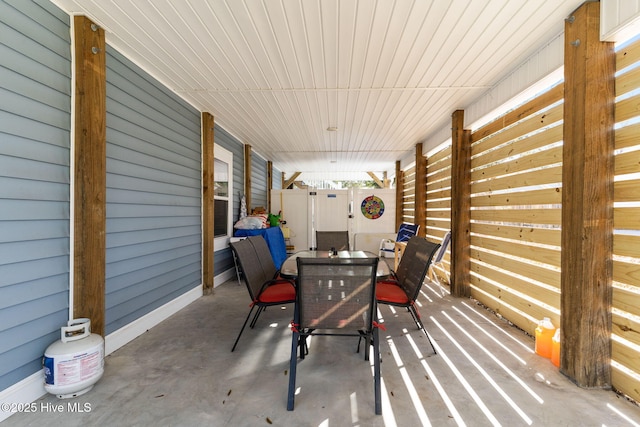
left=326, top=126, right=338, bottom=131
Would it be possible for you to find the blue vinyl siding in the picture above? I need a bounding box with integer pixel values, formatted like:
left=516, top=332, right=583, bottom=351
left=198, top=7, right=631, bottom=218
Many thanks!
left=272, top=166, right=282, bottom=190
left=105, top=47, right=201, bottom=334
left=0, top=0, right=71, bottom=390
left=251, top=153, right=268, bottom=210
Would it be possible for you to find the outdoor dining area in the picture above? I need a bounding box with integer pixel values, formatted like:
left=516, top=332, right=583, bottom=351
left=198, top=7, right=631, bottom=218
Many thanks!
left=227, top=232, right=442, bottom=416
left=4, top=223, right=640, bottom=426
left=5, top=229, right=640, bottom=425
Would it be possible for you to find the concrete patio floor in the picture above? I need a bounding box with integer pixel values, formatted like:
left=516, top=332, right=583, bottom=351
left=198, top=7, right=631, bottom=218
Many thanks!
left=4, top=277, right=640, bottom=426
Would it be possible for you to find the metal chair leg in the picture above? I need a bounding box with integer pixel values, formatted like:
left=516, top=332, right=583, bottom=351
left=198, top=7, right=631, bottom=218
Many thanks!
left=373, top=326, right=382, bottom=415
left=287, top=330, right=299, bottom=411
left=231, top=305, right=256, bottom=352
left=249, top=305, right=266, bottom=328
left=356, top=331, right=371, bottom=361
left=299, top=333, right=306, bottom=359
left=409, top=305, right=436, bottom=354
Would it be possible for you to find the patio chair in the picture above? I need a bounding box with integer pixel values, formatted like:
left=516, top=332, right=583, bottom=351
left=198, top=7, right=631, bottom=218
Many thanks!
left=287, top=256, right=382, bottom=414
left=428, top=230, right=452, bottom=296
left=229, top=237, right=295, bottom=352
left=378, top=223, right=420, bottom=265
left=247, top=234, right=280, bottom=281
left=376, top=236, right=440, bottom=354
left=316, top=230, right=350, bottom=251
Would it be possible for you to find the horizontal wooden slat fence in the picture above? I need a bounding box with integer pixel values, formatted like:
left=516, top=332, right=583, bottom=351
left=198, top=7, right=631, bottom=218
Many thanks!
left=611, top=37, right=640, bottom=403
left=417, top=23, right=640, bottom=405
left=425, top=145, right=452, bottom=281
left=401, top=164, right=417, bottom=225
left=467, top=83, right=564, bottom=335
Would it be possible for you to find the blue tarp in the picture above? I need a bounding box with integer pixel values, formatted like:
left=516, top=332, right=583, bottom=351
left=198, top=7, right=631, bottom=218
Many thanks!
left=234, top=227, right=287, bottom=269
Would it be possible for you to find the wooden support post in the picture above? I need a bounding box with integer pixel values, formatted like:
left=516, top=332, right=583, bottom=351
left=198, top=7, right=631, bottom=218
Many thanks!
left=244, top=144, right=252, bottom=211
left=561, top=1, right=614, bottom=388
left=73, top=16, right=106, bottom=336
left=267, top=161, right=273, bottom=213
left=415, top=143, right=426, bottom=236
left=395, top=161, right=403, bottom=230
left=451, top=110, right=471, bottom=298
left=202, top=113, right=214, bottom=294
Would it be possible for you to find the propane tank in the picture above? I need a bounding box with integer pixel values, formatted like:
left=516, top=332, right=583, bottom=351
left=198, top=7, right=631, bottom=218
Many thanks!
left=43, top=318, right=104, bottom=399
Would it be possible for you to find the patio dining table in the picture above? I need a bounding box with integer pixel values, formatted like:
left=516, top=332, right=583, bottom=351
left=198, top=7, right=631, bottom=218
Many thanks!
left=280, top=250, right=390, bottom=279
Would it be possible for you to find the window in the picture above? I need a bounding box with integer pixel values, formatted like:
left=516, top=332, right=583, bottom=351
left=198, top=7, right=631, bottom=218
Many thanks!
left=214, top=144, right=233, bottom=251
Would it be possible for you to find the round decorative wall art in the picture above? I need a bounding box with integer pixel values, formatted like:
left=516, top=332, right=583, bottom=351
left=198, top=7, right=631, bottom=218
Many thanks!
left=361, top=195, right=385, bottom=220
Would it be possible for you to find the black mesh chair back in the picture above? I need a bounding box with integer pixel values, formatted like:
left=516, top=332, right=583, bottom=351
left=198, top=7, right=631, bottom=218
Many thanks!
left=396, top=236, right=440, bottom=302
left=316, top=230, right=350, bottom=251
left=229, top=237, right=295, bottom=352
left=247, top=235, right=278, bottom=281
left=230, top=238, right=266, bottom=300
left=287, top=256, right=382, bottom=414
left=297, top=257, right=377, bottom=331
left=376, top=236, right=440, bottom=354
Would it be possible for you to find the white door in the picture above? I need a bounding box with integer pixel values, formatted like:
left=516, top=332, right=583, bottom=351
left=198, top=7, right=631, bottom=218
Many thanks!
left=312, top=189, right=349, bottom=232
left=271, top=189, right=309, bottom=252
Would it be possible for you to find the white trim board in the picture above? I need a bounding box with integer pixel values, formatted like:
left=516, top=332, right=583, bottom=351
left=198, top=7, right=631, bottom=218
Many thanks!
left=104, top=284, right=203, bottom=355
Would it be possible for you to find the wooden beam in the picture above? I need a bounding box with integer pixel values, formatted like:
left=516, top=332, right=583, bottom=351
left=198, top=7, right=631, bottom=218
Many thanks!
left=267, top=161, right=273, bottom=213
left=561, top=1, right=614, bottom=388
left=283, top=172, right=301, bottom=189
left=73, top=16, right=106, bottom=336
left=451, top=110, right=471, bottom=298
left=414, top=143, right=426, bottom=237
left=395, top=161, right=403, bottom=230
left=367, top=172, right=384, bottom=188
left=201, top=112, right=214, bottom=294
left=244, top=144, right=252, bottom=210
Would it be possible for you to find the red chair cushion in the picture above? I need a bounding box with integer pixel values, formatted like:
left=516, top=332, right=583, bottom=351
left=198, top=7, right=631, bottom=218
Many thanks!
left=376, top=280, right=409, bottom=304
left=259, top=281, right=295, bottom=303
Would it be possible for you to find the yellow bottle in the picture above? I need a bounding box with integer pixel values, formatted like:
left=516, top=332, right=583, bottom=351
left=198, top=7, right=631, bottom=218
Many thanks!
left=551, top=328, right=561, bottom=367
left=535, top=317, right=556, bottom=359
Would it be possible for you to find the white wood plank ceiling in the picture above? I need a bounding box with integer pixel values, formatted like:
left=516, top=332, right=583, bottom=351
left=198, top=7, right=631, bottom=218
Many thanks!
left=51, top=0, right=584, bottom=181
